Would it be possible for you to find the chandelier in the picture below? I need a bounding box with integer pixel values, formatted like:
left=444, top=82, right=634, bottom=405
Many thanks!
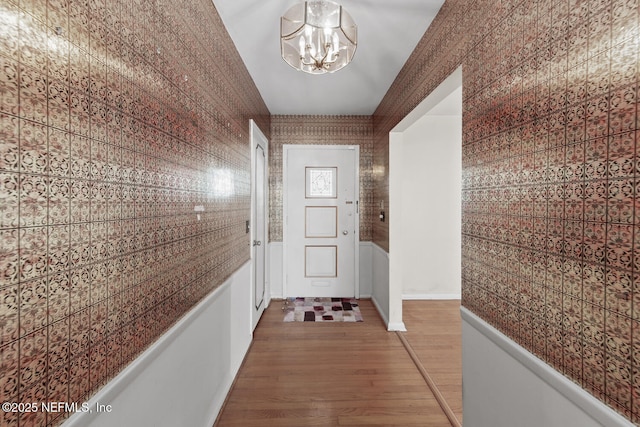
left=280, top=0, right=357, bottom=74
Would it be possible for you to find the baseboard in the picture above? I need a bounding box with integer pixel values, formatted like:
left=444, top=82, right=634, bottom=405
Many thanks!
left=461, top=307, right=634, bottom=427
left=387, top=321, right=407, bottom=332
left=403, top=293, right=461, bottom=300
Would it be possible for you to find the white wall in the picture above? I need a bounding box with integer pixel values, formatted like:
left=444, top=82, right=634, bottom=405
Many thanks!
left=387, top=68, right=462, bottom=329
left=400, top=96, right=461, bottom=299
left=387, top=67, right=462, bottom=324
left=388, top=131, right=406, bottom=330
left=462, top=308, right=634, bottom=427
left=63, top=262, right=253, bottom=427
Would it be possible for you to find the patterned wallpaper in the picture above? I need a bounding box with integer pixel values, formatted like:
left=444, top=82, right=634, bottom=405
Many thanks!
left=269, top=115, right=373, bottom=242
left=0, top=0, right=269, bottom=425
left=3, top=0, right=638, bottom=424
left=373, top=0, right=639, bottom=423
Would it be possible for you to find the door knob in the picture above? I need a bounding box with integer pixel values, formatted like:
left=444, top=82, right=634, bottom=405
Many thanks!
left=342, top=230, right=348, bottom=235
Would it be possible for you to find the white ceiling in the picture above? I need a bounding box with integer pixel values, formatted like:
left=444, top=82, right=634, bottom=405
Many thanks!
left=212, top=0, right=445, bottom=115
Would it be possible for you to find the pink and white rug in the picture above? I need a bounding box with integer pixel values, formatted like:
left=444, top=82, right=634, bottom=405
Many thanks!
left=283, top=297, right=363, bottom=322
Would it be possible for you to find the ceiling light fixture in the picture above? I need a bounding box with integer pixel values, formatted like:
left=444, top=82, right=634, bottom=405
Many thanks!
left=280, top=0, right=357, bottom=74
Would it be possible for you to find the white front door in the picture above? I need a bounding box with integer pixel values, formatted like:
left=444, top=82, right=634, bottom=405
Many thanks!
left=251, top=120, right=268, bottom=330
left=283, top=145, right=359, bottom=298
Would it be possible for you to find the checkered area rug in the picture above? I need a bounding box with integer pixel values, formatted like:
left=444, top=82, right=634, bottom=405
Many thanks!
left=283, top=297, right=363, bottom=322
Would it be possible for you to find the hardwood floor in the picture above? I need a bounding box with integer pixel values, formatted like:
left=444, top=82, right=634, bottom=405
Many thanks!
left=214, top=299, right=462, bottom=427
left=401, top=300, right=463, bottom=425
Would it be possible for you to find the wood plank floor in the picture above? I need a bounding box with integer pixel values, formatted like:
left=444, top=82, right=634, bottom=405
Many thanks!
left=214, top=299, right=461, bottom=427
left=401, top=300, right=463, bottom=424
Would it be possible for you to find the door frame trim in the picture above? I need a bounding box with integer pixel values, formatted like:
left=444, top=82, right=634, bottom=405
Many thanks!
left=250, top=119, right=269, bottom=330
left=283, top=144, right=360, bottom=298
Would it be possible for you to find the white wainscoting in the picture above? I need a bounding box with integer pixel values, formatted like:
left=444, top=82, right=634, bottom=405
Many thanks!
left=462, top=307, right=634, bottom=427
left=370, top=242, right=391, bottom=329
left=269, top=242, right=284, bottom=299
left=63, top=262, right=253, bottom=427
left=358, top=242, right=373, bottom=298
left=270, top=241, right=374, bottom=299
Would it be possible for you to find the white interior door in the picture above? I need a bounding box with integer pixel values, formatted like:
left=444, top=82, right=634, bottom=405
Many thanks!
left=251, top=120, right=268, bottom=330
left=284, top=145, right=359, bottom=298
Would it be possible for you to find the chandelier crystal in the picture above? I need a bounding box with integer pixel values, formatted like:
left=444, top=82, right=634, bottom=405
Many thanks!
left=280, top=0, right=357, bottom=74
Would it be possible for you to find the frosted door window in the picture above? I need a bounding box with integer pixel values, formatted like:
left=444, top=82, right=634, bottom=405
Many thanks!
left=306, top=167, right=337, bottom=198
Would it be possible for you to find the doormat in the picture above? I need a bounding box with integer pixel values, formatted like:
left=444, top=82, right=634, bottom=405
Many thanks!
left=283, top=297, right=363, bottom=322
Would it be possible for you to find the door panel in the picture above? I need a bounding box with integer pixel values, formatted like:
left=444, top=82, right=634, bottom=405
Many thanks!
left=305, top=206, right=337, bottom=237
left=284, top=145, right=359, bottom=298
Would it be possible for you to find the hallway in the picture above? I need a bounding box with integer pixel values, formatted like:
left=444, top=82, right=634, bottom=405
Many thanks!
left=215, top=300, right=462, bottom=426
left=4, top=0, right=637, bottom=424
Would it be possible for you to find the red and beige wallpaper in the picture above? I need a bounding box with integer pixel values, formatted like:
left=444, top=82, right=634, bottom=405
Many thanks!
left=0, top=0, right=269, bottom=425
left=373, top=0, right=639, bottom=423
left=2, top=0, right=640, bottom=425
